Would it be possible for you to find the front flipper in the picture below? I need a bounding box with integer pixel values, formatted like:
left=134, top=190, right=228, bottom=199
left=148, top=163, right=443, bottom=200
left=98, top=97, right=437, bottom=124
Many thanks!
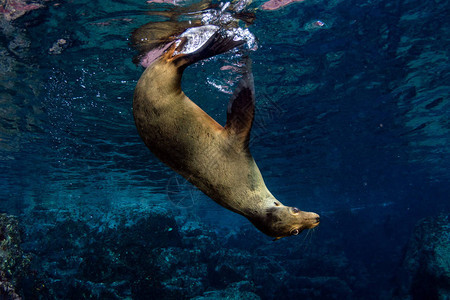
left=225, top=61, right=255, bottom=151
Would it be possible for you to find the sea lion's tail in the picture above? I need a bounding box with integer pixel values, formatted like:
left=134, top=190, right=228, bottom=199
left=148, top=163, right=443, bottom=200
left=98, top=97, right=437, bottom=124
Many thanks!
left=168, top=28, right=246, bottom=70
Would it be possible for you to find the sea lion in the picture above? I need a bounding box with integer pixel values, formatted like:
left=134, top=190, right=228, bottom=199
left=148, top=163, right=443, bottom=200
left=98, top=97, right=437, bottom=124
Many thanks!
left=133, top=28, right=320, bottom=240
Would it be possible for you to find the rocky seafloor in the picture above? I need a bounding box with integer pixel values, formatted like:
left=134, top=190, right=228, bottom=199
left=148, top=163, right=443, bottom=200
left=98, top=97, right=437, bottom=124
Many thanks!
left=1, top=208, right=448, bottom=299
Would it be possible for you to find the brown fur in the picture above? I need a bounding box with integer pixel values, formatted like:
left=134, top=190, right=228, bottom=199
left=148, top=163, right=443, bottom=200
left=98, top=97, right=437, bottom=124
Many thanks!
left=133, top=35, right=319, bottom=239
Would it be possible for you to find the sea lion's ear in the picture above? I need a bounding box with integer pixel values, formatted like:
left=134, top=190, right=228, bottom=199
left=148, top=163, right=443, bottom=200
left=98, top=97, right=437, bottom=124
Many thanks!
left=225, top=63, right=255, bottom=150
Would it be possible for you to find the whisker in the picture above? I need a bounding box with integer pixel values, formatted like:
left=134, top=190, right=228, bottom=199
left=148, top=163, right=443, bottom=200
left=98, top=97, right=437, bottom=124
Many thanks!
left=299, top=227, right=312, bottom=252
left=317, top=210, right=337, bottom=224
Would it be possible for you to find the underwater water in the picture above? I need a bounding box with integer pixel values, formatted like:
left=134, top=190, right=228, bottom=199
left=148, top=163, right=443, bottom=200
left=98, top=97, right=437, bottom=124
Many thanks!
left=0, top=0, right=449, bottom=299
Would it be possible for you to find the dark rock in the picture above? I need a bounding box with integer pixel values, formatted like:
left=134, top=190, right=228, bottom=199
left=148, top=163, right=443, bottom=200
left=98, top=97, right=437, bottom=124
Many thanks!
left=179, top=220, right=220, bottom=250
left=192, top=281, right=261, bottom=300
left=15, top=206, right=394, bottom=299
left=222, top=225, right=266, bottom=251
left=288, top=276, right=353, bottom=299
left=0, top=213, right=29, bottom=299
left=394, top=215, right=450, bottom=299
left=131, top=276, right=181, bottom=300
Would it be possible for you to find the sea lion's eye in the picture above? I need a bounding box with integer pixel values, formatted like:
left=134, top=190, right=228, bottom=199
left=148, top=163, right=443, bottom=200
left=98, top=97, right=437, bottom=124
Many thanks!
left=292, top=207, right=300, bottom=214
left=291, top=229, right=299, bottom=235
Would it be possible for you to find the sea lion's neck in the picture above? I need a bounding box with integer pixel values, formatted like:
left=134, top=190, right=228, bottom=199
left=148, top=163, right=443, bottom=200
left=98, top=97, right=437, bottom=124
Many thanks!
left=140, top=59, right=183, bottom=97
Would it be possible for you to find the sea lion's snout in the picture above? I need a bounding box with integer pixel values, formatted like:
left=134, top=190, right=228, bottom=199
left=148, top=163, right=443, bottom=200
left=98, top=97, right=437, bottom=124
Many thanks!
left=249, top=204, right=320, bottom=240
left=308, top=213, right=320, bottom=228
left=295, top=210, right=320, bottom=231
left=284, top=210, right=320, bottom=240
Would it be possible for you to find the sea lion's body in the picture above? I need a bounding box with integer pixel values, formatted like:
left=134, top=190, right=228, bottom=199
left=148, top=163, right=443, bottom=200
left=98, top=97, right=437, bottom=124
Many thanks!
left=134, top=55, right=272, bottom=216
left=133, top=31, right=319, bottom=239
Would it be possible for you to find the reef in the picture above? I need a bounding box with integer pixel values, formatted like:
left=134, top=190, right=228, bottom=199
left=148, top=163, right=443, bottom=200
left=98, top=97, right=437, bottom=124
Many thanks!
left=3, top=207, right=449, bottom=299
left=8, top=207, right=359, bottom=299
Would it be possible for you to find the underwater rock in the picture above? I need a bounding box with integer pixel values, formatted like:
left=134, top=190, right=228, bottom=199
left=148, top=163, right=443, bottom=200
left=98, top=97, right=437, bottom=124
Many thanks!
left=260, top=0, right=305, bottom=11
left=394, top=215, right=450, bottom=299
left=178, top=220, right=220, bottom=249
left=0, top=0, right=43, bottom=21
left=0, top=213, right=30, bottom=299
left=48, top=38, right=69, bottom=55
left=284, top=276, right=352, bottom=299
left=222, top=225, right=265, bottom=251
left=17, top=207, right=371, bottom=299
left=20, top=209, right=185, bottom=298
left=192, top=281, right=260, bottom=300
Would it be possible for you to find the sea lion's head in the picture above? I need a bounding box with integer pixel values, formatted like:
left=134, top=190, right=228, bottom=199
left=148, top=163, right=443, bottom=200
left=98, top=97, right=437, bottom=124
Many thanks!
left=249, top=202, right=320, bottom=240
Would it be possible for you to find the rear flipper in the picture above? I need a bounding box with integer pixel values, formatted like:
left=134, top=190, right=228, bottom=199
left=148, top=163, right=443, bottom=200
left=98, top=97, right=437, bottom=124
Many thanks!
left=130, top=20, right=202, bottom=67
left=168, top=25, right=246, bottom=70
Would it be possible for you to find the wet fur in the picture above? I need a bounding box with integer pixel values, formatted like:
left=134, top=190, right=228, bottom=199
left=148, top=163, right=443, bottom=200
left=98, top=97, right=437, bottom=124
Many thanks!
left=133, top=31, right=319, bottom=239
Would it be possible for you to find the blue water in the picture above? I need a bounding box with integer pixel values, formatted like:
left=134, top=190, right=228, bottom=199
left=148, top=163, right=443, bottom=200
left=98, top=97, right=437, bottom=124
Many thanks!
left=0, top=0, right=449, bottom=298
